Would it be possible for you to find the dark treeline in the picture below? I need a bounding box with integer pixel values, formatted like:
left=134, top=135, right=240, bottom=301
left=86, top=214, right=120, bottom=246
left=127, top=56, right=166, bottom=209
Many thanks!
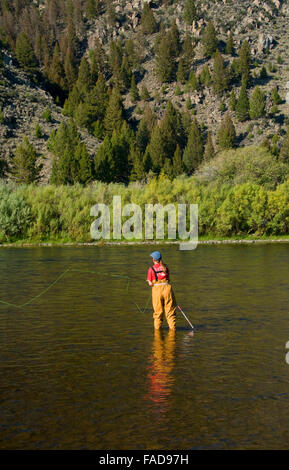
left=0, top=0, right=288, bottom=186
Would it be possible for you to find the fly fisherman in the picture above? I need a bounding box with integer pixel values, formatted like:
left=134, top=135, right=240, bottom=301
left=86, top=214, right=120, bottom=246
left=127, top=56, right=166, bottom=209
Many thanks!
left=147, top=251, right=177, bottom=331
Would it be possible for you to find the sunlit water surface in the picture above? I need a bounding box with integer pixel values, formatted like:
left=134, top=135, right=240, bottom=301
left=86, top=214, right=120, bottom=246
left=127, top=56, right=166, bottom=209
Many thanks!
left=0, top=244, right=289, bottom=449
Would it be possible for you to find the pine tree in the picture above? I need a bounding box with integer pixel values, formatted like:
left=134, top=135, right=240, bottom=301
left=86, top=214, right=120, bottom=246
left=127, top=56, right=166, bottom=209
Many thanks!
left=49, top=42, right=66, bottom=90
left=147, top=101, right=184, bottom=171
left=90, top=38, right=107, bottom=78
left=103, top=88, right=124, bottom=136
left=94, top=135, right=113, bottom=182
left=169, top=20, right=181, bottom=58
left=182, top=32, right=194, bottom=70
left=202, top=21, right=218, bottom=58
left=141, top=3, right=158, bottom=34
left=64, top=46, right=78, bottom=90
left=172, top=144, right=184, bottom=176
left=217, top=112, right=236, bottom=149
left=199, top=64, right=211, bottom=87
left=75, top=142, right=93, bottom=184
left=184, top=0, right=197, bottom=25
left=183, top=118, right=204, bottom=174
left=130, top=148, right=146, bottom=181
left=77, top=56, right=93, bottom=94
left=119, top=55, right=132, bottom=91
left=177, top=57, right=186, bottom=84
left=86, top=0, right=98, bottom=19
left=229, top=89, right=237, bottom=111
left=272, top=87, right=282, bottom=105
left=140, top=85, right=150, bottom=101
left=212, top=50, right=229, bottom=96
left=161, top=158, right=174, bottom=179
left=136, top=106, right=156, bottom=153
left=204, top=132, right=215, bottom=160
left=130, top=74, right=139, bottom=102
left=15, top=32, right=38, bottom=71
left=249, top=87, right=266, bottom=119
left=110, top=122, right=134, bottom=183
left=225, top=31, right=234, bottom=55
left=10, top=137, right=42, bottom=184
left=259, top=65, right=268, bottom=79
left=236, top=82, right=249, bottom=121
left=239, top=40, right=251, bottom=85
left=280, top=126, right=289, bottom=163
left=155, top=31, right=175, bottom=82
left=187, top=69, right=198, bottom=92
left=109, top=40, right=123, bottom=83
left=49, top=120, right=91, bottom=185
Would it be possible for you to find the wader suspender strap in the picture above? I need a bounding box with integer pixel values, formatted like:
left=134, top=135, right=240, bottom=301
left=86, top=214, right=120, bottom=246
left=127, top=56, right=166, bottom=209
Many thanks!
left=151, top=266, right=168, bottom=282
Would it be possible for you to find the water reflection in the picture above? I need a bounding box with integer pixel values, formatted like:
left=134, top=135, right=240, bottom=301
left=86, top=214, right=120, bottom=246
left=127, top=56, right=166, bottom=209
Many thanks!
left=145, top=330, right=176, bottom=418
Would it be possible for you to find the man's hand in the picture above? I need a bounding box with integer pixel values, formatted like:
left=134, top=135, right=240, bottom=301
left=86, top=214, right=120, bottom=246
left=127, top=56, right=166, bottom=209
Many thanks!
left=147, top=280, right=153, bottom=287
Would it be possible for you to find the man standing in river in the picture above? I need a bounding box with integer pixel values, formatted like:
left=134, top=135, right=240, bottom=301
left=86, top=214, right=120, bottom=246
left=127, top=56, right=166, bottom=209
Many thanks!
left=147, top=251, right=177, bottom=331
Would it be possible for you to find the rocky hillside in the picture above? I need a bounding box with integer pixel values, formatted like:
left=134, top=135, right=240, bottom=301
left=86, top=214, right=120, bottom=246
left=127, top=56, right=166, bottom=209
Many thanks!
left=0, top=0, right=289, bottom=183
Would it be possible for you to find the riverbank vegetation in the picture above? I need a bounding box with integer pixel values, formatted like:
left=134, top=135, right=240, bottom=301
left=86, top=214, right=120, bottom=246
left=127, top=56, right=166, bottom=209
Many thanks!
left=1, top=145, right=289, bottom=243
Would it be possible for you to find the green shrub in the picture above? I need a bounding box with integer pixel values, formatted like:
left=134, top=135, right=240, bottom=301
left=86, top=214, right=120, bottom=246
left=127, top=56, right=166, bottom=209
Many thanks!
left=0, top=183, right=31, bottom=241
left=194, top=146, right=289, bottom=190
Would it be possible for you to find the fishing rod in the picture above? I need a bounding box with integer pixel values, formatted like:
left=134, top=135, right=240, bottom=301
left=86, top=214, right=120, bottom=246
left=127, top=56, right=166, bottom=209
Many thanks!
left=177, top=305, right=194, bottom=331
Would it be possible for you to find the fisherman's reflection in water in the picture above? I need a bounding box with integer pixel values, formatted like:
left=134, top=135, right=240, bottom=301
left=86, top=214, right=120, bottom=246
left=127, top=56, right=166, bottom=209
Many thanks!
left=145, top=329, right=176, bottom=418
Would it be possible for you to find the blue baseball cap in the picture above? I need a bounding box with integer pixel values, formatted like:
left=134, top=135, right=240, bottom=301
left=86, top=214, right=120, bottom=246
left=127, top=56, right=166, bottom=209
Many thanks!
left=150, top=251, right=162, bottom=261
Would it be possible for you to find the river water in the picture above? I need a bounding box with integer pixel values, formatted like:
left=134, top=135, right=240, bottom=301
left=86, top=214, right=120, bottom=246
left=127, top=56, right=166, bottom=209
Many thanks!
left=0, top=244, right=289, bottom=449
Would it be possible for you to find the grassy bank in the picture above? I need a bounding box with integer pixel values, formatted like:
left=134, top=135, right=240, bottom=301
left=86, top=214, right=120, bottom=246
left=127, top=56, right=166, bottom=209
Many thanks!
left=1, top=174, right=289, bottom=244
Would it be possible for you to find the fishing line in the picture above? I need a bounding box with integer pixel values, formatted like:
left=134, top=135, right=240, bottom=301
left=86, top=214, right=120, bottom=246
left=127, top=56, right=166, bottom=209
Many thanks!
left=0, top=267, right=151, bottom=313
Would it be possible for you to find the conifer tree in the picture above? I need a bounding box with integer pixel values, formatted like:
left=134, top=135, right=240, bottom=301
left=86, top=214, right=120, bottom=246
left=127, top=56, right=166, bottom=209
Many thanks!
left=110, top=122, right=134, bottom=184
left=184, top=0, right=197, bottom=25
left=136, top=106, right=156, bottom=154
left=141, top=3, right=158, bottom=34
left=77, top=56, right=93, bottom=94
left=90, top=38, right=108, bottom=78
left=187, top=70, right=198, bottom=92
left=182, top=118, right=204, bottom=173
left=236, top=82, right=249, bottom=121
left=49, top=120, right=91, bottom=185
left=119, top=55, right=132, bottom=91
left=130, top=74, right=139, bottom=102
left=49, top=42, right=66, bottom=90
left=177, top=57, right=186, bottom=84
left=202, top=21, right=218, bottom=58
left=169, top=20, right=181, bottom=58
left=239, top=40, right=251, bottom=85
left=172, top=144, right=184, bottom=176
left=86, top=0, right=98, bottom=19
left=199, top=64, right=211, bottom=87
left=10, top=137, right=42, bottom=184
left=94, top=135, right=113, bottom=182
left=103, top=88, right=124, bottom=136
left=130, top=149, right=146, bottom=182
left=161, top=158, right=174, bottom=179
left=182, top=32, right=194, bottom=70
left=229, top=89, right=237, bottom=111
left=147, top=101, right=183, bottom=171
left=217, top=112, right=236, bottom=149
left=64, top=46, right=78, bottom=90
left=272, top=87, right=282, bottom=105
left=225, top=31, right=234, bottom=55
left=109, top=40, right=123, bottom=83
left=15, top=32, right=38, bottom=71
left=249, top=87, right=266, bottom=119
left=212, top=50, right=229, bottom=96
left=155, top=31, right=175, bottom=82
left=280, top=126, right=289, bottom=163
left=140, top=85, right=150, bottom=101
left=75, top=142, right=93, bottom=184
left=204, top=132, right=215, bottom=160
